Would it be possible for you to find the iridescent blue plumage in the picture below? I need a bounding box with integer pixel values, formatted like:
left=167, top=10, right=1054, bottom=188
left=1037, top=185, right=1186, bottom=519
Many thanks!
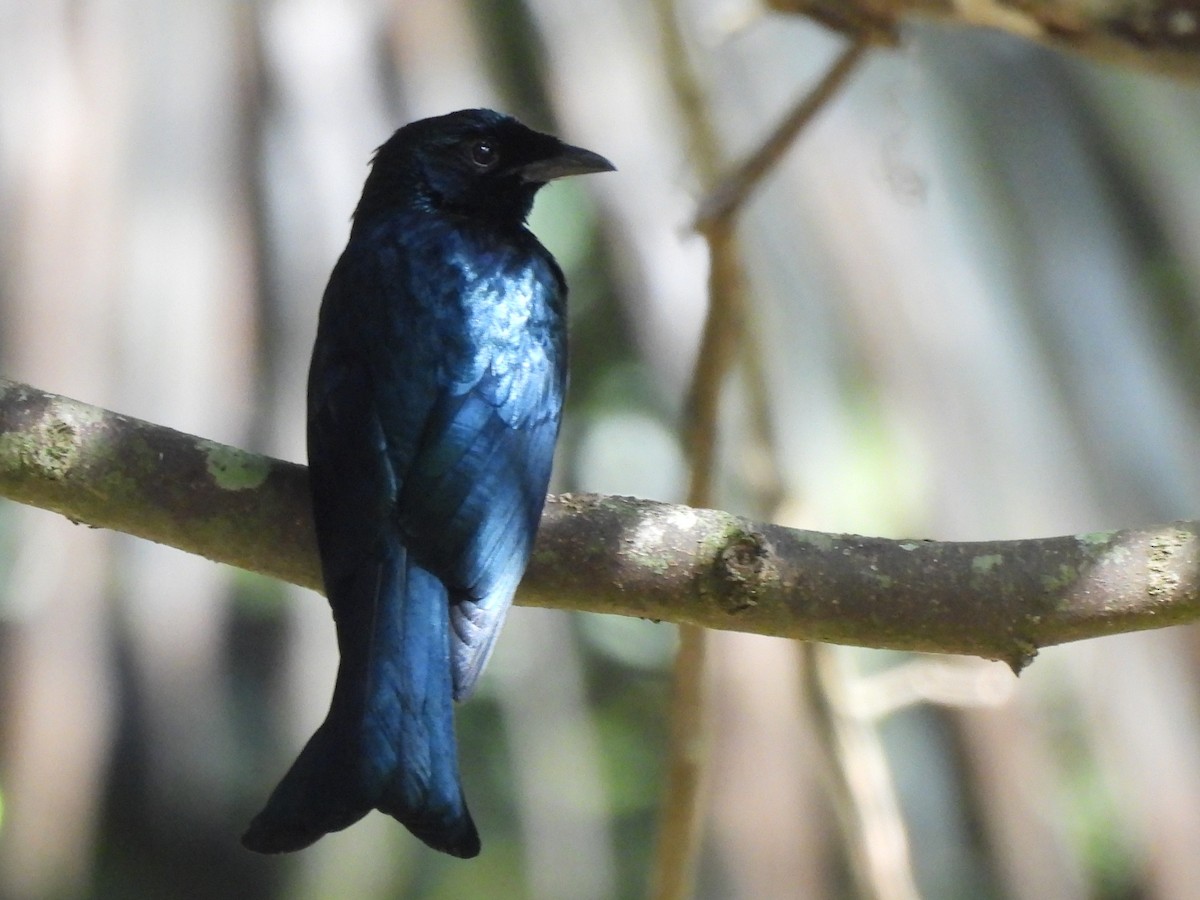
left=242, top=109, right=613, bottom=857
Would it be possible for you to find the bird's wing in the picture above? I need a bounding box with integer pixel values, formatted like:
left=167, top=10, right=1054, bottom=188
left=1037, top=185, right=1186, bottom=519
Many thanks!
left=314, top=232, right=565, bottom=702
left=289, top=330, right=479, bottom=857
left=400, top=384, right=561, bottom=700
left=294, top=235, right=497, bottom=855
left=306, top=355, right=398, bottom=586
left=305, top=245, right=435, bottom=594
left=394, top=267, right=566, bottom=701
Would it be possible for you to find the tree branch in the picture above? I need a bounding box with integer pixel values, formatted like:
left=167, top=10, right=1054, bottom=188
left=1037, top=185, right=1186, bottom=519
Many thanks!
left=769, top=0, right=1200, bottom=81
left=3, top=377, right=1199, bottom=671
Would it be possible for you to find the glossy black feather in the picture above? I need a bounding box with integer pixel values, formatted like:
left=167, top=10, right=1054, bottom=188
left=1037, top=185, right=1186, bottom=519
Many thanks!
left=242, top=109, right=612, bottom=857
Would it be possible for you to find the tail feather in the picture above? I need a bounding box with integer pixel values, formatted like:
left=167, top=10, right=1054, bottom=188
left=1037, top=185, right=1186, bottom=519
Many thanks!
left=241, top=722, right=371, bottom=853
left=243, top=543, right=479, bottom=857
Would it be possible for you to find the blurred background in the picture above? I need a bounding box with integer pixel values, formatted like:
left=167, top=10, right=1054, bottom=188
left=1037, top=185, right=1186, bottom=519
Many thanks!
left=2, top=1, right=1200, bottom=898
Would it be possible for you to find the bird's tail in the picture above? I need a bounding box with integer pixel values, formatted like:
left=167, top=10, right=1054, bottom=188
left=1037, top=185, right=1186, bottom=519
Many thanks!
left=242, top=546, right=480, bottom=857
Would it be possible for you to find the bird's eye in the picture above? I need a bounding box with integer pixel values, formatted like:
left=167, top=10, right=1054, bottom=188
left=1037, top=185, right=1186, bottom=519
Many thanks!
left=468, top=140, right=499, bottom=170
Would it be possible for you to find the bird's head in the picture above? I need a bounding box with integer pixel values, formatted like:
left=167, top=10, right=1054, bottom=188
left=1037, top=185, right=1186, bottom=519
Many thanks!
left=354, top=109, right=614, bottom=228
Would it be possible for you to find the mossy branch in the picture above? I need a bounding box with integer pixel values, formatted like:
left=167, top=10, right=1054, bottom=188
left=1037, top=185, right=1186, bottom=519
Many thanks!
left=3, top=376, right=1199, bottom=671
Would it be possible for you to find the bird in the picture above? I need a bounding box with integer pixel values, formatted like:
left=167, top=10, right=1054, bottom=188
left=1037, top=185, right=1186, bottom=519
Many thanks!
left=241, top=109, right=613, bottom=858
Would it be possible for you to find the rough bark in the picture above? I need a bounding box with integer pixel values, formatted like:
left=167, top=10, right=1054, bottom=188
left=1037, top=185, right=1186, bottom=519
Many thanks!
left=3, top=377, right=1199, bottom=672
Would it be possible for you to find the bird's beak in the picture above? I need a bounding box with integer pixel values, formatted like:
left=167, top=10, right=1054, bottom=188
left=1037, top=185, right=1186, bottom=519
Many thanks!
left=519, top=143, right=616, bottom=183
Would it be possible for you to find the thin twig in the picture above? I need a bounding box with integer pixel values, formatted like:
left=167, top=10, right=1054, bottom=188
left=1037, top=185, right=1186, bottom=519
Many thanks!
left=803, top=645, right=922, bottom=900
left=687, top=32, right=913, bottom=900
left=694, top=35, right=922, bottom=899
left=649, top=624, right=710, bottom=900
left=649, top=7, right=872, bottom=894
left=694, top=35, right=871, bottom=230
left=650, top=217, right=746, bottom=899
left=682, top=217, right=744, bottom=504
left=648, top=0, right=723, bottom=891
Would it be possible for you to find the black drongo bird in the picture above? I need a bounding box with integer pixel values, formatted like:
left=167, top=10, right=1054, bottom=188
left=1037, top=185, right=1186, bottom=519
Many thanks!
left=242, top=110, right=613, bottom=857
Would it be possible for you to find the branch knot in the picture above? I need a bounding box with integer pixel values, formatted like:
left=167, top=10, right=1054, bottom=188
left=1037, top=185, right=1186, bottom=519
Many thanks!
left=712, top=530, right=775, bottom=614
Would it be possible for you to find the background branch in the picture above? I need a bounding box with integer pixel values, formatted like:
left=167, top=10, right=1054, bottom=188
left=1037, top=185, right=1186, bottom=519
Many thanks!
left=4, top=377, right=1200, bottom=671
left=648, top=0, right=734, bottom=890
left=770, top=0, right=1200, bottom=80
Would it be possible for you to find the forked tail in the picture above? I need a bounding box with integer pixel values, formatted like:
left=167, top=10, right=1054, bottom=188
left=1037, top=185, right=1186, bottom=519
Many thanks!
left=242, top=545, right=479, bottom=857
